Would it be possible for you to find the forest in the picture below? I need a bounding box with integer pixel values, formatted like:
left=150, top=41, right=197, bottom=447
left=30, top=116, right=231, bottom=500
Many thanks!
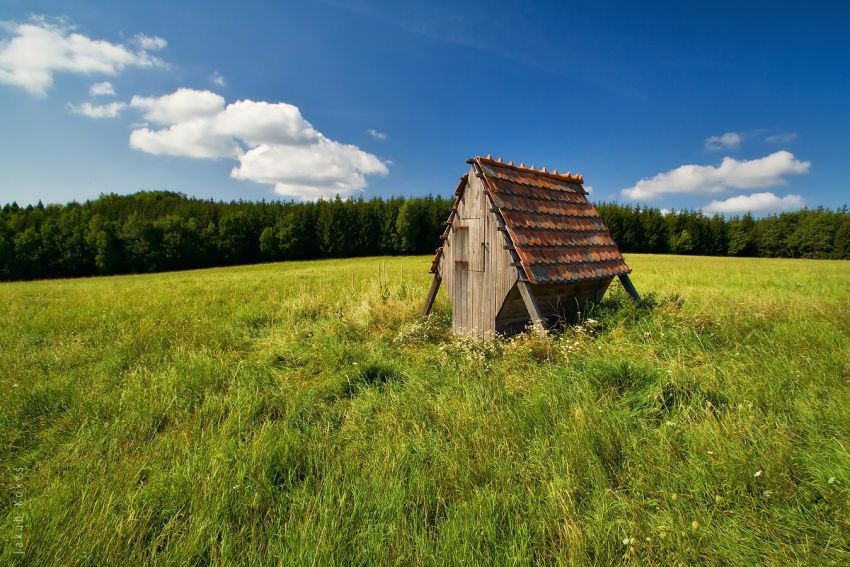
left=1, top=191, right=848, bottom=280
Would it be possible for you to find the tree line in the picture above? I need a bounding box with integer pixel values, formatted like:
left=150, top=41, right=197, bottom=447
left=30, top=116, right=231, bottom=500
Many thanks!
left=0, top=191, right=847, bottom=280
left=596, top=202, right=850, bottom=260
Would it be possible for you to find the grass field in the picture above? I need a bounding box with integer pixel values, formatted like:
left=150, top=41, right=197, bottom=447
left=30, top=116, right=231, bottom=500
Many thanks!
left=2, top=254, right=849, bottom=565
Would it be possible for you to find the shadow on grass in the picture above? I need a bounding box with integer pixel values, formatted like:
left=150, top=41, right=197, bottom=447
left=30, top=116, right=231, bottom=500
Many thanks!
left=342, top=362, right=403, bottom=398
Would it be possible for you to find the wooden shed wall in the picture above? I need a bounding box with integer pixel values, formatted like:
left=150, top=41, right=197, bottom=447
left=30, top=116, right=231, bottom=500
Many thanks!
left=439, top=169, right=518, bottom=336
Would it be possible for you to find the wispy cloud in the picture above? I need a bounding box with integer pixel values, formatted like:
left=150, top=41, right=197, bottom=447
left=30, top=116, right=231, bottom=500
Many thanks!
left=131, top=33, right=167, bottom=51
left=89, top=81, right=115, bottom=96
left=621, top=151, right=811, bottom=200
left=319, top=0, right=554, bottom=73
left=765, top=132, right=798, bottom=144
left=703, top=192, right=804, bottom=215
left=705, top=132, right=742, bottom=151
left=366, top=128, right=387, bottom=141
left=67, top=101, right=127, bottom=118
left=0, top=16, right=167, bottom=97
left=209, top=70, right=226, bottom=87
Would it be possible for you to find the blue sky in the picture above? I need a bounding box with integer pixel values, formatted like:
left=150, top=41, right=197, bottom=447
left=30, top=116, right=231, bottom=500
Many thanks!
left=1, top=0, right=848, bottom=214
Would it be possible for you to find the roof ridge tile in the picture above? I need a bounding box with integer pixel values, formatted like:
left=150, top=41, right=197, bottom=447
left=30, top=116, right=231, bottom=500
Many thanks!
left=474, top=155, right=585, bottom=184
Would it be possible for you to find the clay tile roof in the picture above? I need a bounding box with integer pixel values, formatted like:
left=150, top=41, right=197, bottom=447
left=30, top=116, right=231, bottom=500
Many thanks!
left=431, top=156, right=630, bottom=283
left=473, top=156, right=630, bottom=283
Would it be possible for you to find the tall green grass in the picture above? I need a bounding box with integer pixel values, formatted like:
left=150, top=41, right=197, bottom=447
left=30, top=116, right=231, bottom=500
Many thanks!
left=1, top=255, right=849, bottom=565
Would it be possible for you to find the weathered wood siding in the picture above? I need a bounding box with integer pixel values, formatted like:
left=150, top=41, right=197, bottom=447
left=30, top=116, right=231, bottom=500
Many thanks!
left=439, top=168, right=518, bottom=336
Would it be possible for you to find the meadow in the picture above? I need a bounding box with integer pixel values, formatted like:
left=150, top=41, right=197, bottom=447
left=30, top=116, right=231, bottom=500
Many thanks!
left=1, top=254, right=849, bottom=565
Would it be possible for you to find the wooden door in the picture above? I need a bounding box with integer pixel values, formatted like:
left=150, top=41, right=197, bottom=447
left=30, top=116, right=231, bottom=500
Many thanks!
left=451, top=224, right=469, bottom=331
left=467, top=217, right=485, bottom=272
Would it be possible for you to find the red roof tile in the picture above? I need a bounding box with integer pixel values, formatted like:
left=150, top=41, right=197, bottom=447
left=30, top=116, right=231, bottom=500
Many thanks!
left=431, top=156, right=631, bottom=284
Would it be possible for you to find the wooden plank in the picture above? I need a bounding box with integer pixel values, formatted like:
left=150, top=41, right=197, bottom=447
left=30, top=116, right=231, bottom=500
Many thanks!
left=517, top=281, right=546, bottom=332
left=482, top=207, right=493, bottom=334
left=461, top=266, right=469, bottom=331
left=468, top=218, right=483, bottom=272
left=477, top=179, right=488, bottom=334
left=618, top=274, right=644, bottom=306
left=472, top=266, right=480, bottom=334
left=455, top=184, right=468, bottom=332
left=421, top=273, right=441, bottom=316
left=445, top=230, right=456, bottom=331
left=474, top=175, right=519, bottom=325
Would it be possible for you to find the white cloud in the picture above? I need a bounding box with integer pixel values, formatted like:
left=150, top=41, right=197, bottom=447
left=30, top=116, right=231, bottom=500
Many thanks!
left=232, top=137, right=388, bottom=200
left=128, top=88, right=388, bottom=200
left=128, top=90, right=319, bottom=157
left=621, top=151, right=811, bottom=200
left=130, top=120, right=240, bottom=158
left=0, top=17, right=166, bottom=97
left=705, top=132, right=742, bottom=151
left=765, top=132, right=798, bottom=144
left=583, top=185, right=593, bottom=195
left=67, top=101, right=127, bottom=118
left=131, top=34, right=167, bottom=51
left=130, top=88, right=225, bottom=124
left=703, top=192, right=805, bottom=215
left=366, top=128, right=387, bottom=140
left=216, top=99, right=319, bottom=146
left=89, top=81, right=115, bottom=96
left=209, top=70, right=226, bottom=87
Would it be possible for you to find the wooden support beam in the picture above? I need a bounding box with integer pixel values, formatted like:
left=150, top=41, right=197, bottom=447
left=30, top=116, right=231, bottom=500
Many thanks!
left=421, top=273, right=442, bottom=317
left=517, top=281, right=546, bottom=332
left=618, top=274, right=644, bottom=306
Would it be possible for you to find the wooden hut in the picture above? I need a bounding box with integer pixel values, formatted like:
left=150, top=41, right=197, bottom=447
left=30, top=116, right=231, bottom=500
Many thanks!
left=422, top=155, right=641, bottom=336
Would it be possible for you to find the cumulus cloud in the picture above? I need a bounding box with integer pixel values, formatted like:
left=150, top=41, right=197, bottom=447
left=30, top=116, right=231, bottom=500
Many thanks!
left=0, top=17, right=166, bottom=96
left=67, top=101, right=127, bottom=118
left=128, top=88, right=388, bottom=199
left=130, top=88, right=225, bottom=124
left=705, top=132, right=742, bottom=151
left=703, top=192, right=805, bottom=215
left=366, top=128, right=387, bottom=140
left=621, top=151, right=811, bottom=201
left=209, top=70, right=226, bottom=87
left=89, top=81, right=115, bottom=96
left=765, top=132, right=798, bottom=144
left=232, top=138, right=388, bottom=200
left=130, top=120, right=240, bottom=158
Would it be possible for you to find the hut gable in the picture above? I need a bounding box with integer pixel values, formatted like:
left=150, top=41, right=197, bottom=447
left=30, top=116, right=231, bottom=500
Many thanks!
left=422, top=155, right=641, bottom=336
